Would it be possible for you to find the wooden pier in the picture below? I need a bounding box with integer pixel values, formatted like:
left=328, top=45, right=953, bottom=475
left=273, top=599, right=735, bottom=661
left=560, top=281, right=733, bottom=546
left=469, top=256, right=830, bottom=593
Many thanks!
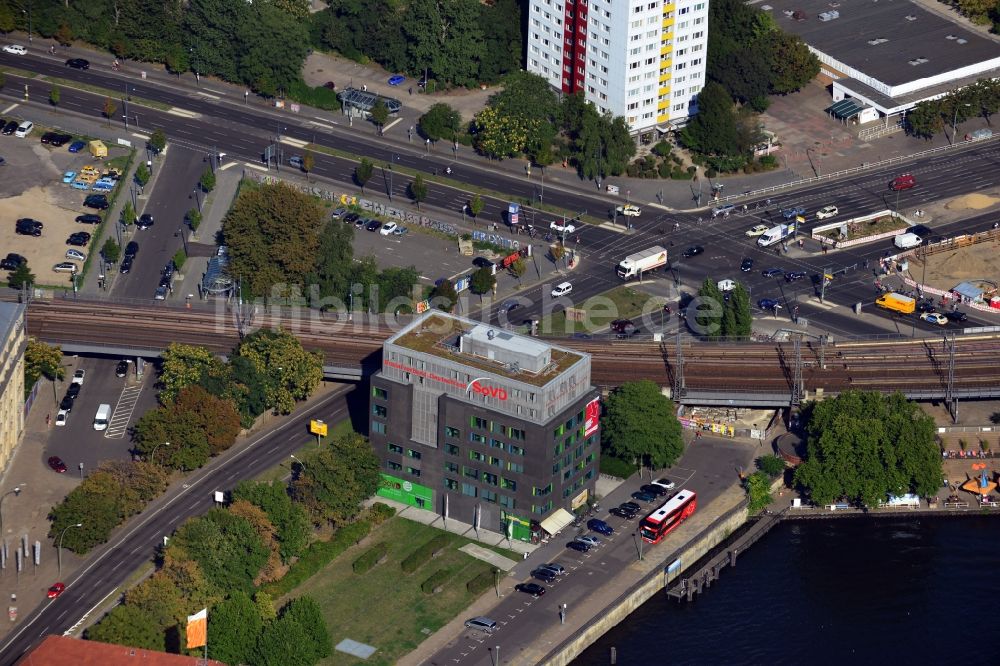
left=667, top=507, right=787, bottom=602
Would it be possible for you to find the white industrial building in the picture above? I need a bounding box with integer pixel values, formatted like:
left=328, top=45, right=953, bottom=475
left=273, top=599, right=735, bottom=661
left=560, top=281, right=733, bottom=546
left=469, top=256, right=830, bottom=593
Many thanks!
left=527, top=0, right=710, bottom=137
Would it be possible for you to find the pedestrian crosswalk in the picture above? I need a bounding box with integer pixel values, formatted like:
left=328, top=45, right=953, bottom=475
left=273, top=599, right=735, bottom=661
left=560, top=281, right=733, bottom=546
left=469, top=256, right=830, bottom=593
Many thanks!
left=104, top=385, right=144, bottom=439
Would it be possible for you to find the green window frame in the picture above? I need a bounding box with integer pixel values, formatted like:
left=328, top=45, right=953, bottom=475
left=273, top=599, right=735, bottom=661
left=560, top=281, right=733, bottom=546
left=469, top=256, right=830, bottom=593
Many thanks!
left=372, top=386, right=388, bottom=400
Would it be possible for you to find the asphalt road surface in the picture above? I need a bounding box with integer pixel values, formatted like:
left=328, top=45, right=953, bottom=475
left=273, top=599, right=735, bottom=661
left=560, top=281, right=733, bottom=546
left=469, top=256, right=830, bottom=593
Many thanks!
left=0, top=386, right=357, bottom=666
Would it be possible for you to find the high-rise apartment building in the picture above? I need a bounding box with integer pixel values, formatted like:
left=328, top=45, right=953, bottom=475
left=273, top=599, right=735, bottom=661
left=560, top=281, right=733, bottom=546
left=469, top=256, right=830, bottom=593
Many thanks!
left=0, top=302, right=26, bottom=475
left=527, top=0, right=709, bottom=136
left=370, top=312, right=601, bottom=542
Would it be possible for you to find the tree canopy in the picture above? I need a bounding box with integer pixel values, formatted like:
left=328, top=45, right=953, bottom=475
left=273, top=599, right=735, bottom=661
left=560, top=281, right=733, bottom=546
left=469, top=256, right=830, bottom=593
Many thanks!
left=25, top=338, right=63, bottom=388
left=232, top=328, right=324, bottom=415
left=291, top=432, right=381, bottom=525
left=419, top=103, right=462, bottom=141
left=601, top=380, right=684, bottom=469
left=793, top=391, right=942, bottom=506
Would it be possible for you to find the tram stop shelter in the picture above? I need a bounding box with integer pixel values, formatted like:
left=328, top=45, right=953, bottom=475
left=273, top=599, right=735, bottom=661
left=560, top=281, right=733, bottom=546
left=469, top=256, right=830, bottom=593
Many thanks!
left=338, top=87, right=402, bottom=119
left=201, top=255, right=233, bottom=298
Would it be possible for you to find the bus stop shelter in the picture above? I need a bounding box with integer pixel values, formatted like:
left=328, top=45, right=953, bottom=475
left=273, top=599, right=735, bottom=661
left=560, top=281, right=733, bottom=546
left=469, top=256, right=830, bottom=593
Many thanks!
left=338, top=88, right=402, bottom=119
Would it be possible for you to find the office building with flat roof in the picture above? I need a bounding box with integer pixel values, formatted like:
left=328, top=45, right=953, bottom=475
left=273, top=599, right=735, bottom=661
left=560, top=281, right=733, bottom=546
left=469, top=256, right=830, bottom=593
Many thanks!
left=527, top=0, right=710, bottom=137
left=0, top=302, right=25, bottom=475
left=370, top=312, right=601, bottom=541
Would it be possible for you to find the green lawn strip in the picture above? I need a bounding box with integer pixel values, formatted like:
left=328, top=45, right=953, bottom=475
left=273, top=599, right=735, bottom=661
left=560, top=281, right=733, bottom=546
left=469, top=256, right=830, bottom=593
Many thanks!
left=1, top=66, right=41, bottom=80
left=542, top=285, right=652, bottom=334
left=251, top=419, right=355, bottom=484
left=280, top=517, right=507, bottom=666
left=304, top=142, right=604, bottom=227
left=41, top=75, right=172, bottom=111
left=821, top=214, right=906, bottom=241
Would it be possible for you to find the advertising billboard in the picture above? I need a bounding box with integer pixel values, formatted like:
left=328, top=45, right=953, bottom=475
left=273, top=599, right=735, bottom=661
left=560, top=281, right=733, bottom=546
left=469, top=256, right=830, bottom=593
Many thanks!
left=584, top=397, right=600, bottom=437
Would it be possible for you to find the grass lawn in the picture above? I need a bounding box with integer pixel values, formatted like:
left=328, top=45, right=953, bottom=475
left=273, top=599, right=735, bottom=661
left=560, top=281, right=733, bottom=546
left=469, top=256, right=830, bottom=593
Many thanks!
left=251, top=419, right=356, bottom=484
left=822, top=215, right=906, bottom=241
left=285, top=517, right=515, bottom=666
left=542, top=285, right=652, bottom=334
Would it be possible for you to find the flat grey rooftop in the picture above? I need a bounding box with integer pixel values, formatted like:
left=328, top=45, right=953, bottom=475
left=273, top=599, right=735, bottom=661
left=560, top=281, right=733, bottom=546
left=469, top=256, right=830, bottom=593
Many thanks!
left=761, top=0, right=1000, bottom=86
left=0, top=301, right=23, bottom=346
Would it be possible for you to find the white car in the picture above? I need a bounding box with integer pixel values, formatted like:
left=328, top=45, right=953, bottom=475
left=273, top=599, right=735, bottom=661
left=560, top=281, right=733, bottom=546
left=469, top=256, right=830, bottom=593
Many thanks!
left=55, top=409, right=69, bottom=426
left=551, top=282, right=573, bottom=297
left=746, top=224, right=769, bottom=237
left=816, top=205, right=839, bottom=220
left=651, top=478, right=676, bottom=491
left=66, top=249, right=86, bottom=262
left=616, top=204, right=641, bottom=217
left=575, top=534, right=600, bottom=546
left=3, top=45, right=26, bottom=55
left=920, top=312, right=947, bottom=326
left=550, top=221, right=576, bottom=234
left=71, top=369, right=85, bottom=385
left=717, top=279, right=736, bottom=292
left=379, top=222, right=398, bottom=236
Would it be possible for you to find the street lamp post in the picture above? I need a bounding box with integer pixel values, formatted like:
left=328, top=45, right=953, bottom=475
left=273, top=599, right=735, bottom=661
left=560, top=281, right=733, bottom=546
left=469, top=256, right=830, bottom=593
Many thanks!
left=175, top=226, right=189, bottom=255
left=24, top=5, right=30, bottom=44
left=0, top=486, right=23, bottom=537
left=192, top=187, right=201, bottom=213
left=151, top=441, right=170, bottom=466
left=951, top=103, right=972, bottom=145
left=290, top=454, right=306, bottom=474
left=57, top=523, right=83, bottom=574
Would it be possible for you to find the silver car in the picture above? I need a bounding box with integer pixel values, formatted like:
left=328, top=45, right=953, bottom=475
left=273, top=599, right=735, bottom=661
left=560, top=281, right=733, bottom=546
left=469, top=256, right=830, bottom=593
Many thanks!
left=575, top=534, right=600, bottom=546
left=464, top=616, right=497, bottom=633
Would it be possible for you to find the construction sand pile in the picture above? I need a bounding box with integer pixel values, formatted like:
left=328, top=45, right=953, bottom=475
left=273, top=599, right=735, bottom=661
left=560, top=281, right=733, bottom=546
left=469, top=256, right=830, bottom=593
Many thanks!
left=945, top=193, right=999, bottom=211
left=911, top=243, right=1000, bottom=289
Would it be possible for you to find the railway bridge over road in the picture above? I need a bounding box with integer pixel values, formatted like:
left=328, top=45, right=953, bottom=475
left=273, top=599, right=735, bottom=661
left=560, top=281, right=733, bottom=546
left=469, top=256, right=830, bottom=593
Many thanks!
left=24, top=298, right=1000, bottom=413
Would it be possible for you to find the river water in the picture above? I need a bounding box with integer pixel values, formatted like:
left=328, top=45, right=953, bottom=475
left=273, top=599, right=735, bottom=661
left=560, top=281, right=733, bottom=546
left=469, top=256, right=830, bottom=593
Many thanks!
left=574, top=516, right=1000, bottom=665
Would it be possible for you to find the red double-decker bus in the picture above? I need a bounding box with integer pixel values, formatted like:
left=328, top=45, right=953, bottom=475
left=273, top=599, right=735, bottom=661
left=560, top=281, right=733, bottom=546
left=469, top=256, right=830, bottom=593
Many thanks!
left=639, top=489, right=697, bottom=544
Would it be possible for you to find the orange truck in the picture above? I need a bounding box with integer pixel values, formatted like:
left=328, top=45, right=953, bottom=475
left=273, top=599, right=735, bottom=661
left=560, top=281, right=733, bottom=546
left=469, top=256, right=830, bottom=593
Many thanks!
left=875, top=292, right=915, bottom=314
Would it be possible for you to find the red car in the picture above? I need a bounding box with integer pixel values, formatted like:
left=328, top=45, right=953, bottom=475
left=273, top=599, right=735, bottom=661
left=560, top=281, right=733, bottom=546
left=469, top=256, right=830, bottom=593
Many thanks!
left=47, top=456, right=67, bottom=473
left=889, top=174, right=915, bottom=191
left=47, top=583, right=65, bottom=599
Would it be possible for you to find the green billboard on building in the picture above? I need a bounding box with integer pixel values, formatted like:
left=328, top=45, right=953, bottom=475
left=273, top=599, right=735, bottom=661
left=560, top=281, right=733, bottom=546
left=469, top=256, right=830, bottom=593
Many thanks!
left=379, top=473, right=434, bottom=509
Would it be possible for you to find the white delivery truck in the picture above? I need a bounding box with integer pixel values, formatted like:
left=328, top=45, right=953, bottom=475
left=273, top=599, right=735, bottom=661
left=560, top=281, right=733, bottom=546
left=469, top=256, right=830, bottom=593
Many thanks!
left=617, top=246, right=668, bottom=280
left=893, top=232, right=922, bottom=250
left=93, top=403, right=111, bottom=431
left=757, top=223, right=796, bottom=247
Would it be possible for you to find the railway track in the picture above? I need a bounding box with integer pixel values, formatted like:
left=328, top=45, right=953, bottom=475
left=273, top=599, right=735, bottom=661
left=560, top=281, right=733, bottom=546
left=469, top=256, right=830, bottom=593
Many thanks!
left=24, top=299, right=1000, bottom=395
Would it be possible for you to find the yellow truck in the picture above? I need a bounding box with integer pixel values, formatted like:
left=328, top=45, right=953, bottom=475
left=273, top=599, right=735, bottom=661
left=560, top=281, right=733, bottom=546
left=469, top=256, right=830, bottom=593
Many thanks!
left=875, top=292, right=915, bottom=314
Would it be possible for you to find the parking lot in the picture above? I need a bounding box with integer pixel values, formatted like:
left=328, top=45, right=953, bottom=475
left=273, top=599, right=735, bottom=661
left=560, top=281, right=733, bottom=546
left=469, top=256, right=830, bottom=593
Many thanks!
left=0, top=120, right=126, bottom=285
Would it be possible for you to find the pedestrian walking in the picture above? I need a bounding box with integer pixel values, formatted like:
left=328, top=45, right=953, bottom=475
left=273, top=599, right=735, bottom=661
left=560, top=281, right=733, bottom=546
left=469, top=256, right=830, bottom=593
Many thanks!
left=695, top=431, right=702, bottom=440
left=46, top=414, right=50, bottom=426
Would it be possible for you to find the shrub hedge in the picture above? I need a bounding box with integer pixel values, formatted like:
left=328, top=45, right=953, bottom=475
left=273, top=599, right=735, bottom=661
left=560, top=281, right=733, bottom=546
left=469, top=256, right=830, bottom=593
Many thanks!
left=260, top=520, right=371, bottom=597
left=421, top=568, right=452, bottom=594
left=353, top=542, right=388, bottom=574
left=466, top=570, right=494, bottom=594
left=368, top=502, right=396, bottom=525
left=401, top=534, right=451, bottom=573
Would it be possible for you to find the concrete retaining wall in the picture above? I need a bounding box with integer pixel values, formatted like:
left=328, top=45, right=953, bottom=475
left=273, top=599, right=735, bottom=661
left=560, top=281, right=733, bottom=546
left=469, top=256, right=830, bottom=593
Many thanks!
left=539, top=491, right=749, bottom=666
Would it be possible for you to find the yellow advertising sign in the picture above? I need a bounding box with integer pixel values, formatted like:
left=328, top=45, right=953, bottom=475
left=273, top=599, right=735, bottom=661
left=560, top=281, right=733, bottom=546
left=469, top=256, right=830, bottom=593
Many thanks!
left=310, top=419, right=328, bottom=437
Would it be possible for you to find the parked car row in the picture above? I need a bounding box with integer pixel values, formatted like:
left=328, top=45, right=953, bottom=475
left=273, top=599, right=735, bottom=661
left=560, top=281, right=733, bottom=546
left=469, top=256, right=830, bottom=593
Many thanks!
left=53, top=370, right=85, bottom=426
left=333, top=209, right=409, bottom=237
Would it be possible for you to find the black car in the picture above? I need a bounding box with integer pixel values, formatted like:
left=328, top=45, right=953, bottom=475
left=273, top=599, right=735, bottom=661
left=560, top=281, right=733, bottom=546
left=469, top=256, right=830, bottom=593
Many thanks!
left=66, top=58, right=90, bottom=70
left=0, top=253, right=25, bottom=270
left=741, top=257, right=753, bottom=272
left=15, top=218, right=42, bottom=236
left=631, top=490, right=657, bottom=502
left=620, top=501, right=641, bottom=512
left=84, top=194, right=109, bottom=209
left=124, top=241, right=139, bottom=258
left=115, top=360, right=129, bottom=378
left=40, top=132, right=56, bottom=144
left=610, top=319, right=635, bottom=333
left=49, top=133, right=72, bottom=147
left=162, top=261, right=175, bottom=279
left=343, top=212, right=360, bottom=224
left=566, top=541, right=590, bottom=553
left=531, top=568, right=557, bottom=583
left=610, top=506, right=638, bottom=519
left=515, top=583, right=546, bottom=596
left=640, top=484, right=668, bottom=497
left=65, top=383, right=81, bottom=399
left=159, top=274, right=172, bottom=289
left=137, top=213, right=154, bottom=230
left=67, top=232, right=91, bottom=246
left=762, top=268, right=784, bottom=278
left=59, top=395, right=74, bottom=412
left=908, top=224, right=932, bottom=237
left=945, top=311, right=968, bottom=323
left=75, top=213, right=102, bottom=225
left=120, top=255, right=134, bottom=274
left=916, top=299, right=936, bottom=314
left=681, top=245, right=704, bottom=258
left=472, top=257, right=494, bottom=269
left=1, top=120, right=18, bottom=135
left=785, top=271, right=807, bottom=282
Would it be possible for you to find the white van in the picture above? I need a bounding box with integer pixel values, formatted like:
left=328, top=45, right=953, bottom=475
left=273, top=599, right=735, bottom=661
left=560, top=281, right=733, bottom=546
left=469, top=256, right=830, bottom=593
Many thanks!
left=14, top=121, right=32, bottom=138
left=93, top=403, right=111, bottom=431
left=894, top=232, right=922, bottom=250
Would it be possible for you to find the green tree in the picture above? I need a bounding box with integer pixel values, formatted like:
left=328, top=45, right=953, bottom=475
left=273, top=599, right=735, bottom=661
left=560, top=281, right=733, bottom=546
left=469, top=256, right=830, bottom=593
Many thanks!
left=233, top=328, right=323, bottom=414
left=756, top=454, right=787, bottom=477
left=222, top=182, right=324, bottom=298
left=369, top=99, right=389, bottom=134
left=793, top=391, right=942, bottom=506
left=429, top=278, right=458, bottom=312
left=133, top=386, right=241, bottom=470
left=310, top=218, right=355, bottom=303
left=86, top=605, right=164, bottom=651
left=472, top=105, right=537, bottom=159
left=186, top=207, right=203, bottom=232
left=102, top=97, right=117, bottom=126
left=48, top=85, right=60, bottom=110
left=254, top=591, right=277, bottom=622
left=149, top=128, right=167, bottom=154
left=509, top=258, right=526, bottom=284
left=158, top=343, right=227, bottom=403
left=254, top=613, right=314, bottom=666
left=484, top=72, right=560, bottom=153
left=281, top=596, right=331, bottom=660
left=101, top=238, right=120, bottom=263
left=302, top=150, right=315, bottom=181
left=723, top=283, right=752, bottom=337
left=135, top=163, right=150, bottom=189
left=764, top=32, right=819, bottom=94
left=409, top=174, right=428, bottom=209
left=200, top=167, right=216, bottom=193
left=166, top=508, right=269, bottom=594
left=25, top=338, right=63, bottom=387
left=0, top=5, right=14, bottom=33
left=680, top=83, right=740, bottom=158
left=232, top=480, right=310, bottom=561
left=377, top=265, right=420, bottom=312
left=469, top=267, right=496, bottom=298
left=121, top=200, right=137, bottom=227
left=291, top=432, right=380, bottom=525
left=419, top=103, right=462, bottom=141
left=209, top=592, right=264, bottom=666
left=601, top=380, right=684, bottom=469
left=693, top=278, right=725, bottom=340
left=745, top=470, right=773, bottom=513
left=355, top=158, right=373, bottom=193
left=8, top=262, right=34, bottom=290
left=906, top=99, right=944, bottom=139
left=469, top=193, right=484, bottom=218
